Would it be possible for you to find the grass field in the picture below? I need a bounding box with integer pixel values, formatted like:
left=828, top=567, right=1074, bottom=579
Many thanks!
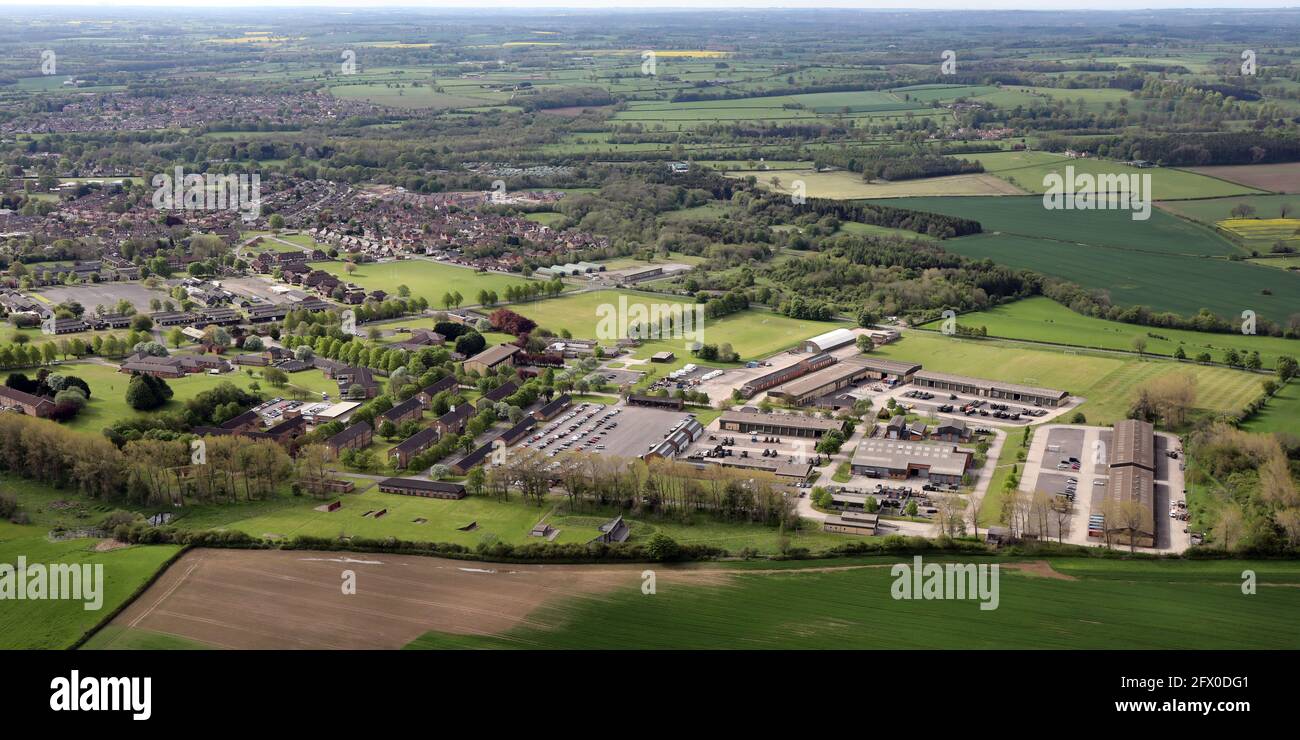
left=405, top=556, right=1300, bottom=649
left=873, top=331, right=1263, bottom=424
left=514, top=289, right=848, bottom=371
left=309, top=259, right=544, bottom=306
left=930, top=297, right=1299, bottom=370
left=969, top=150, right=1261, bottom=200
left=0, top=477, right=181, bottom=649
left=1242, top=381, right=1300, bottom=436
left=16, top=361, right=334, bottom=436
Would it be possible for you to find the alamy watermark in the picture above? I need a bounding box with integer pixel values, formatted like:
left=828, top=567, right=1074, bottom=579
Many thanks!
left=1, top=556, right=104, bottom=610
left=890, top=556, right=999, bottom=611
left=41, top=49, right=57, bottom=75
left=50, top=671, right=151, bottom=720
left=595, top=294, right=705, bottom=350
left=641, top=50, right=657, bottom=76
left=1240, top=50, right=1256, bottom=76
left=152, top=167, right=261, bottom=219
left=1043, top=165, right=1151, bottom=221
left=940, top=50, right=957, bottom=75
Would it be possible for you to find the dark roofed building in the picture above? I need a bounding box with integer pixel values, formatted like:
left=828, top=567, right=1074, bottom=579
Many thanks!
left=377, top=477, right=466, bottom=500
left=389, top=426, right=440, bottom=468
left=0, top=385, right=55, bottom=418
left=379, top=396, right=423, bottom=427
left=532, top=394, right=572, bottom=421
left=476, top=380, right=519, bottom=410
left=326, top=421, right=372, bottom=457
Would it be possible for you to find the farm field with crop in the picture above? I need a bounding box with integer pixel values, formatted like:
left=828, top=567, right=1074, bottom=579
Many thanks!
left=871, top=195, right=1237, bottom=256
left=405, top=557, right=1300, bottom=649
left=964, top=150, right=1261, bottom=200
left=932, top=231, right=1300, bottom=324
left=928, top=296, right=1300, bottom=370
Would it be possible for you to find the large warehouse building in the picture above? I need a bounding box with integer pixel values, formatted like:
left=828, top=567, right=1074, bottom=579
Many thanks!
left=1101, top=419, right=1157, bottom=547
left=739, top=353, right=836, bottom=398
left=801, top=328, right=858, bottom=353
left=718, top=409, right=847, bottom=439
left=911, top=370, right=1069, bottom=407
left=850, top=439, right=973, bottom=485
left=765, top=357, right=921, bottom=406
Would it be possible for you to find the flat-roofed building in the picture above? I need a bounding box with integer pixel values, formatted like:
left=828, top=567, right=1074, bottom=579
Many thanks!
left=824, top=510, right=879, bottom=536
left=850, top=439, right=973, bottom=485
left=718, top=409, right=846, bottom=439
left=628, top=394, right=684, bottom=410
left=912, top=370, right=1068, bottom=408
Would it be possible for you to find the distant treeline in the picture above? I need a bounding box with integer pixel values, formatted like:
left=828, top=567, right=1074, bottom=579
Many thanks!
left=518, top=86, right=615, bottom=111
left=1049, top=131, right=1300, bottom=165
left=814, top=148, right=984, bottom=182
left=794, top=197, right=983, bottom=239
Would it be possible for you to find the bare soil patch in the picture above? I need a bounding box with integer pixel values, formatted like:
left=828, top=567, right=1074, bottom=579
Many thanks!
left=1187, top=163, right=1300, bottom=193
left=100, top=549, right=660, bottom=649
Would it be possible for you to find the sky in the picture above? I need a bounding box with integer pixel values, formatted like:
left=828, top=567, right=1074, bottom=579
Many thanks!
left=0, top=1, right=1294, bottom=9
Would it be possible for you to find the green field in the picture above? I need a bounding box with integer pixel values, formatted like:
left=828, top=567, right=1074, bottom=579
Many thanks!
left=731, top=169, right=1023, bottom=199
left=967, top=150, right=1261, bottom=200
left=309, top=259, right=545, bottom=306
left=1242, top=381, right=1300, bottom=436
left=405, top=557, right=1300, bottom=649
left=875, top=195, right=1237, bottom=256
left=931, top=297, right=1299, bottom=370
left=0, top=477, right=180, bottom=649
left=937, top=232, right=1300, bottom=324
left=873, top=331, right=1262, bottom=424
left=514, top=289, right=848, bottom=369
left=15, top=361, right=335, bottom=436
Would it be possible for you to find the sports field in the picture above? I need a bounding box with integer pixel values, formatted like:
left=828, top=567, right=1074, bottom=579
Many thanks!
left=873, top=331, right=1263, bottom=424
left=929, top=297, right=1299, bottom=370
left=308, top=259, right=544, bottom=305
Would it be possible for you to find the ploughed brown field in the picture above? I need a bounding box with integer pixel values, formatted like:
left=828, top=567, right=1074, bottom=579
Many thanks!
left=1187, top=162, right=1300, bottom=193
left=94, top=549, right=657, bottom=649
